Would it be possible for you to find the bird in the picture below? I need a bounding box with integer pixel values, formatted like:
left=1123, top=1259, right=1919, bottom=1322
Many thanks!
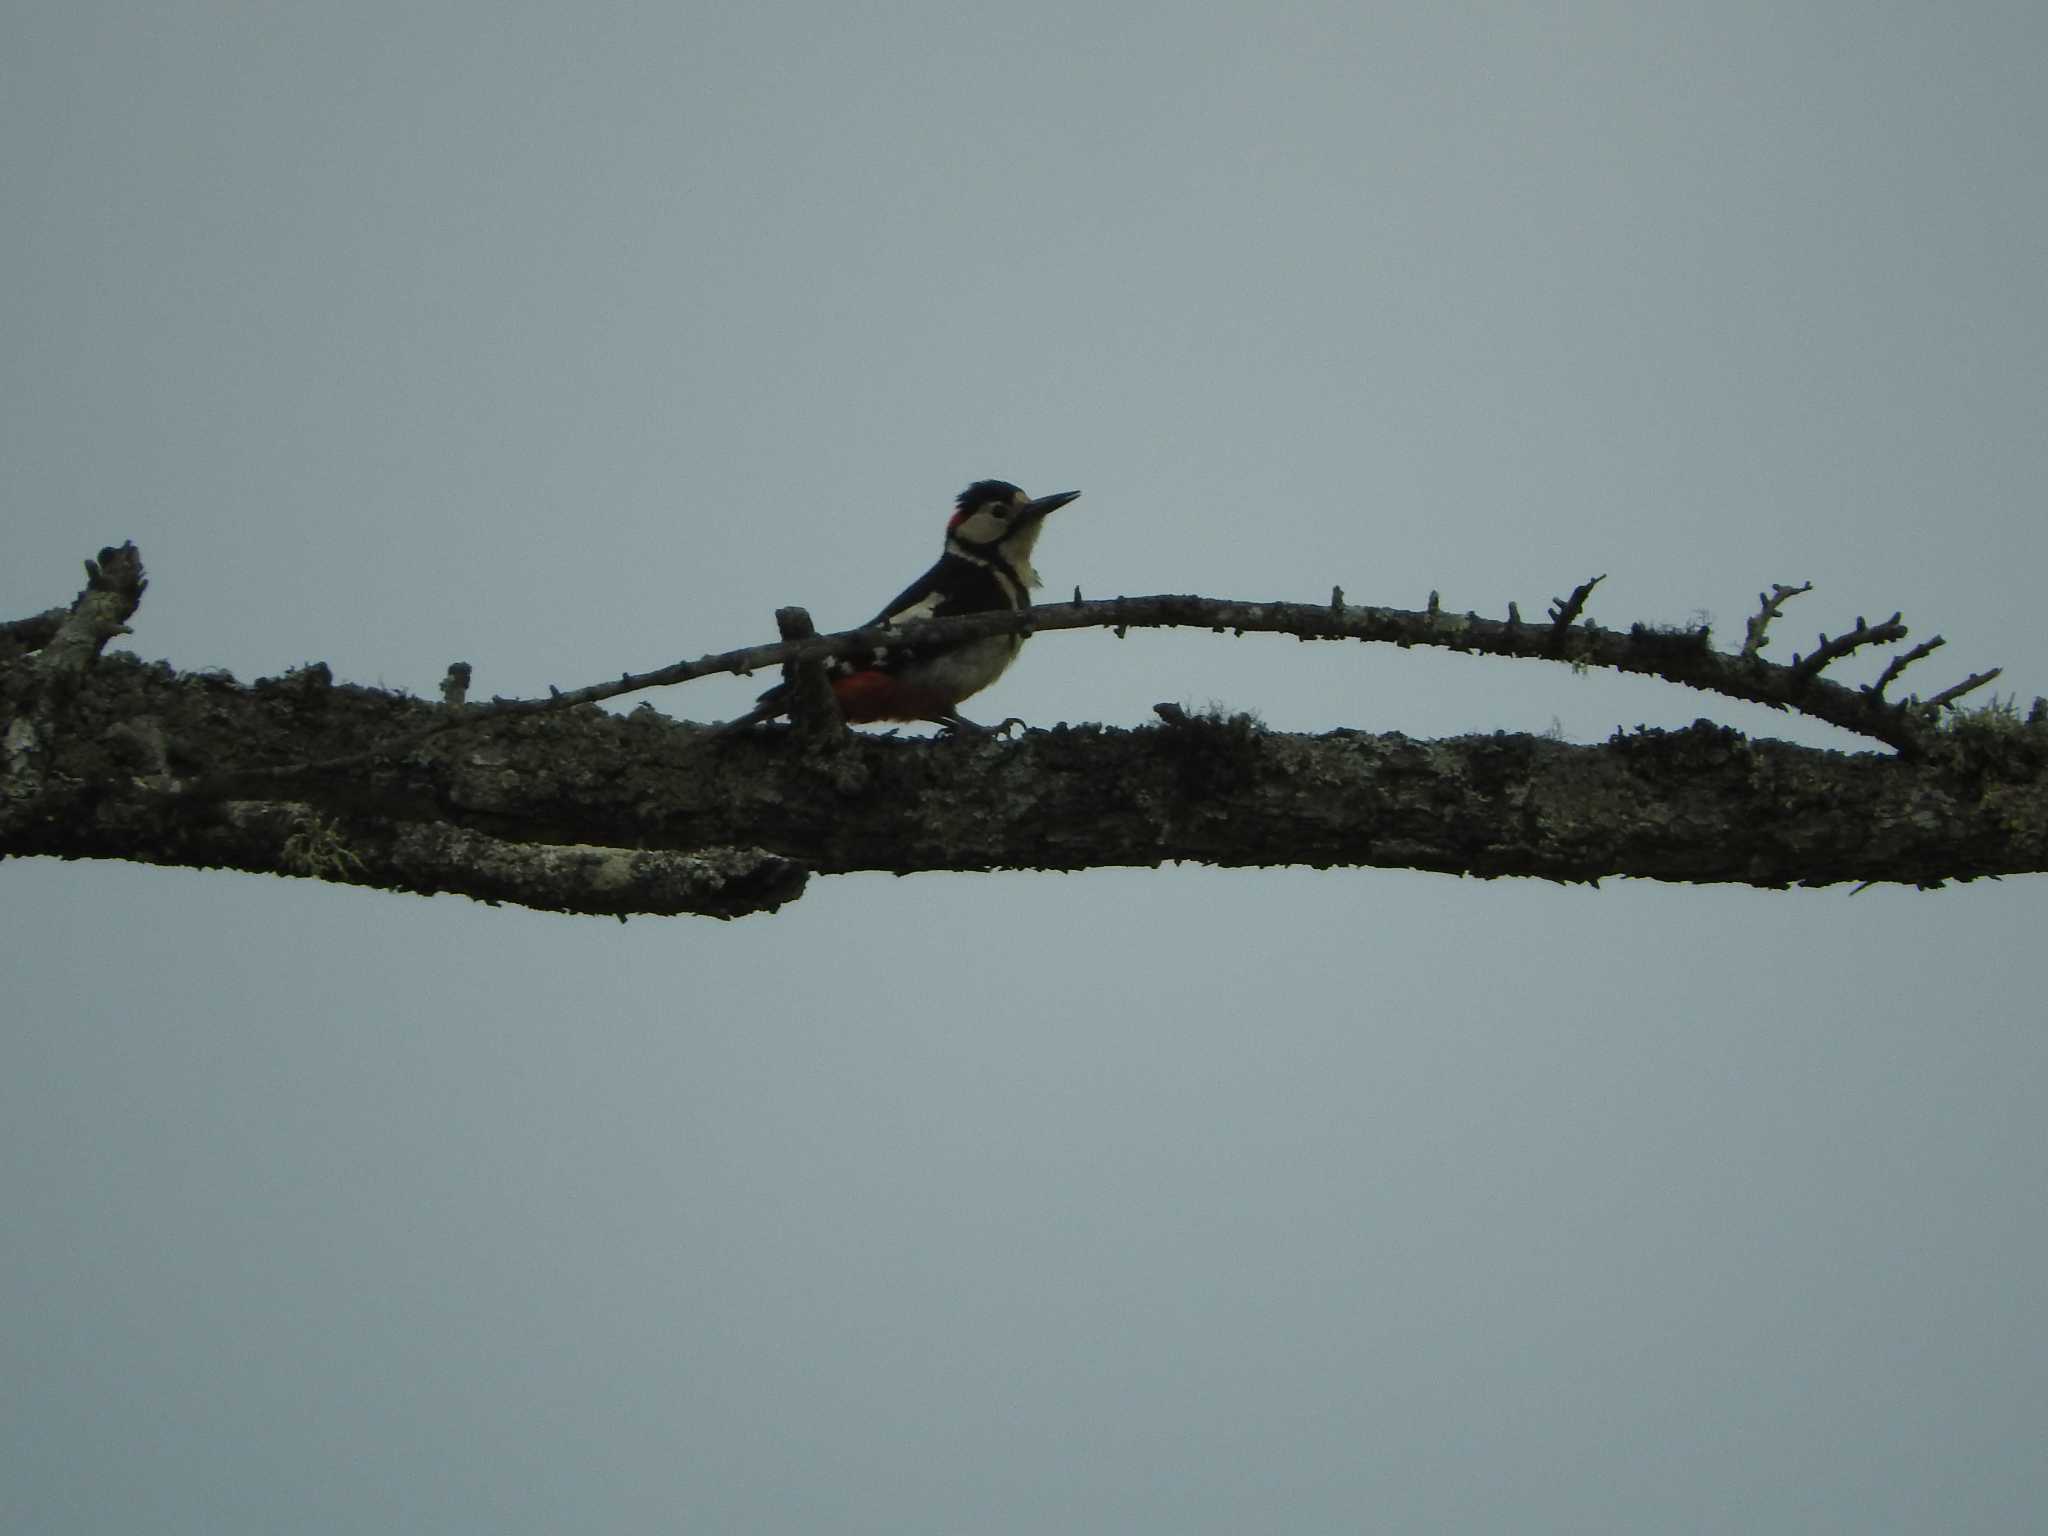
left=723, top=479, right=1080, bottom=733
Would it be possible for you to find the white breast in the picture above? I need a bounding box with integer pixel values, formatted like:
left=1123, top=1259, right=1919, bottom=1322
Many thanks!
left=908, top=634, right=1025, bottom=703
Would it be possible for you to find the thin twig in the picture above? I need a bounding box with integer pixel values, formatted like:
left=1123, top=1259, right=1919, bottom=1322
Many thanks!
left=1548, top=575, right=1606, bottom=640
left=1873, top=637, right=1945, bottom=699
left=1789, top=612, right=1907, bottom=682
left=1923, top=668, right=2003, bottom=712
left=1741, top=582, right=1813, bottom=660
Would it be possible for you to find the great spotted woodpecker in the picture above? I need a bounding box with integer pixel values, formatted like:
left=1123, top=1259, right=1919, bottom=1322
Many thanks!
left=725, top=479, right=1080, bottom=733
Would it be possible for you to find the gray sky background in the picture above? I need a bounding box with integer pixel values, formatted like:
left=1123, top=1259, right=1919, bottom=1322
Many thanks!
left=5, top=3, right=2045, bottom=1531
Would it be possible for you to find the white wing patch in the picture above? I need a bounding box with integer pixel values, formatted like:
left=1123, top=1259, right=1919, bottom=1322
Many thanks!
left=884, top=587, right=949, bottom=625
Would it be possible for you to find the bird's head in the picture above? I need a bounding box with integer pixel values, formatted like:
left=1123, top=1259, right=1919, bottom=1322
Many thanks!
left=944, top=480, right=1080, bottom=586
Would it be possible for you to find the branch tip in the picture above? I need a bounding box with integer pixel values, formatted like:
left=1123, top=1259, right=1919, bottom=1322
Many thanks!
left=1740, top=580, right=1814, bottom=659
left=36, top=541, right=149, bottom=672
left=1924, top=668, right=2003, bottom=713
left=1548, top=574, right=1605, bottom=638
left=1789, top=611, right=1910, bottom=683
left=1875, top=636, right=1944, bottom=698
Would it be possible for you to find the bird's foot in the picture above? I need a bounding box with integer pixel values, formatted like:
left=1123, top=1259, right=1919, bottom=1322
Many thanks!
left=937, top=713, right=1025, bottom=738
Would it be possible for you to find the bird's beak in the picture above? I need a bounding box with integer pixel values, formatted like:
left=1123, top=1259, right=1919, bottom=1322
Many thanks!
left=1022, top=490, right=1080, bottom=523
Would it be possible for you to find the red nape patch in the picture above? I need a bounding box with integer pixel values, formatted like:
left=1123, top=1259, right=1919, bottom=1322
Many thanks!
left=831, top=669, right=954, bottom=723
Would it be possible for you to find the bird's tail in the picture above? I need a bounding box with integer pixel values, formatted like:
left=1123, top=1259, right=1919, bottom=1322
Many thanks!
left=713, top=683, right=791, bottom=734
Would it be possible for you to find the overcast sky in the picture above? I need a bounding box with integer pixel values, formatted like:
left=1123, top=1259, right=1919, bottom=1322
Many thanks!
left=5, top=3, right=2045, bottom=1531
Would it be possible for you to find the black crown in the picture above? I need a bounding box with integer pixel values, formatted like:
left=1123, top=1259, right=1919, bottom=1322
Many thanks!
left=955, top=479, right=1023, bottom=512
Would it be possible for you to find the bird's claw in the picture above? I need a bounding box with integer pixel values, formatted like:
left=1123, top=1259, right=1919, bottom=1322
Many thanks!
left=938, top=714, right=1025, bottom=738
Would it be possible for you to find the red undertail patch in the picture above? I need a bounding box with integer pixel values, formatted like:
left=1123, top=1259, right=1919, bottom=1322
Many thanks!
left=830, top=670, right=956, bottom=724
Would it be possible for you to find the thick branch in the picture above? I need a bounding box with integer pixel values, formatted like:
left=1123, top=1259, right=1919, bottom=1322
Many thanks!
left=8, top=543, right=2041, bottom=917
left=214, top=801, right=805, bottom=918
left=0, top=607, right=68, bottom=663
left=7, top=652, right=2046, bottom=913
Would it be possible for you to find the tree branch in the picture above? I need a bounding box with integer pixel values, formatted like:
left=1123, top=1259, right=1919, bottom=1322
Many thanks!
left=8, top=654, right=2045, bottom=911
left=7, top=542, right=2043, bottom=917
left=773, top=606, right=848, bottom=745
left=1923, top=668, right=2003, bottom=711
left=1741, top=582, right=1813, bottom=659
left=220, top=800, right=806, bottom=918
left=1547, top=574, right=1606, bottom=640
left=177, top=582, right=1991, bottom=788
left=1875, top=637, right=1945, bottom=698
left=1788, top=612, right=1908, bottom=682
left=37, top=543, right=148, bottom=673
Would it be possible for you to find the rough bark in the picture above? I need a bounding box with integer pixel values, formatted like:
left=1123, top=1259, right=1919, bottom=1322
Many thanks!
left=5, top=545, right=2044, bottom=917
